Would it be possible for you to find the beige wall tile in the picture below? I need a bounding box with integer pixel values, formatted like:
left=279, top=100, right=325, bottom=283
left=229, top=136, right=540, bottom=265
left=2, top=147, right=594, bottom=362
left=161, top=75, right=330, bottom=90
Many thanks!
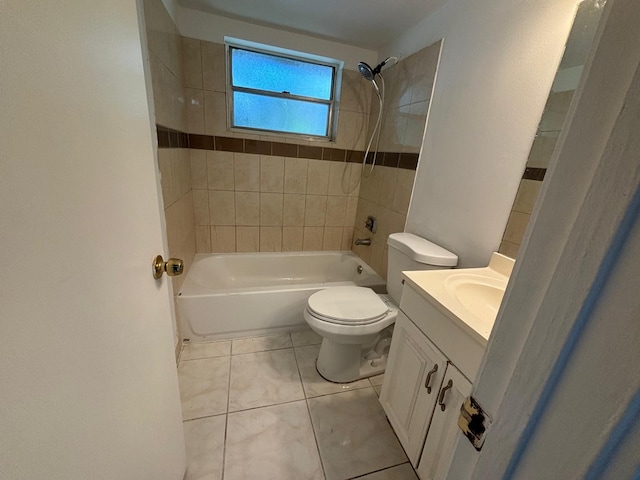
left=325, top=196, right=347, bottom=226
left=190, top=149, right=207, bottom=189
left=392, top=169, right=415, bottom=214
left=402, top=101, right=429, bottom=153
left=182, top=37, right=202, bottom=89
left=341, top=227, right=354, bottom=250
left=171, top=148, right=191, bottom=197
left=304, top=195, right=327, bottom=226
left=211, top=226, right=236, bottom=253
left=513, top=179, right=542, bottom=214
left=303, top=227, right=324, bottom=251
left=195, top=225, right=211, bottom=253
left=207, top=151, right=234, bottom=190
left=185, top=88, right=205, bottom=134
left=322, top=226, right=343, bottom=251
left=203, top=90, right=227, bottom=136
left=352, top=229, right=372, bottom=264
left=306, top=160, right=330, bottom=194
left=369, top=239, right=385, bottom=275
left=235, top=191, right=260, bottom=226
left=381, top=247, right=389, bottom=279
left=340, top=69, right=362, bottom=113
left=192, top=189, right=210, bottom=225
left=503, top=211, right=531, bottom=245
left=260, top=193, right=283, bottom=226
left=209, top=190, right=235, bottom=225
left=379, top=166, right=398, bottom=206
left=359, top=166, right=383, bottom=202
left=282, top=227, right=304, bottom=252
left=283, top=194, right=306, bottom=226
left=260, top=156, right=284, bottom=193
left=327, top=162, right=351, bottom=196
left=236, top=226, right=259, bottom=252
left=345, top=196, right=358, bottom=227
left=234, top=153, right=260, bottom=191
left=348, top=164, right=362, bottom=196
left=499, top=240, right=520, bottom=259
left=526, top=131, right=559, bottom=168
left=158, top=148, right=173, bottom=188
left=201, top=41, right=226, bottom=92
left=260, top=227, right=282, bottom=252
left=410, top=41, right=440, bottom=104
left=283, top=158, right=308, bottom=194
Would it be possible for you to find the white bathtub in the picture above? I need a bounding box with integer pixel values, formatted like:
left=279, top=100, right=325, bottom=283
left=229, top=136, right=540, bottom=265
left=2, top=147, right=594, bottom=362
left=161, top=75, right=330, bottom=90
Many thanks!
left=177, top=251, right=385, bottom=341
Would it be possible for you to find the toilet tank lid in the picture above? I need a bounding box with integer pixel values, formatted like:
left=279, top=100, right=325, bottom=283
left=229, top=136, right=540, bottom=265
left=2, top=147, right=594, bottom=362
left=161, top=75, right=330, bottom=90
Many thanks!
left=387, top=233, right=458, bottom=266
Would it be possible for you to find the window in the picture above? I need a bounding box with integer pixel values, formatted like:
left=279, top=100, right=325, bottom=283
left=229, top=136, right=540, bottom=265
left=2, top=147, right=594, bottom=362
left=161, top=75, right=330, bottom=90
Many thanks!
left=227, top=38, right=342, bottom=140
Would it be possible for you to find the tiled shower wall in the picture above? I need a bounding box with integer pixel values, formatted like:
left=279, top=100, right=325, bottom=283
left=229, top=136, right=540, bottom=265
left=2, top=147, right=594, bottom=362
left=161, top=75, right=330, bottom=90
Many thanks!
left=498, top=88, right=574, bottom=258
left=180, top=37, right=374, bottom=253
left=352, top=41, right=442, bottom=276
left=143, top=0, right=196, bottom=344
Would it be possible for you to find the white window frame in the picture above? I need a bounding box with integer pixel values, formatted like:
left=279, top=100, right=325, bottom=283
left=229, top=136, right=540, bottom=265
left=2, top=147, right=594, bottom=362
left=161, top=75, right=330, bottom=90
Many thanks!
left=225, top=37, right=343, bottom=141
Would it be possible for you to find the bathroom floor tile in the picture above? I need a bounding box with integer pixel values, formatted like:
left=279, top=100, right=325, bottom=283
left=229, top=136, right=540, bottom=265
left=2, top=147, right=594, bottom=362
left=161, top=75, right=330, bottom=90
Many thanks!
left=308, top=387, right=408, bottom=480
left=181, top=340, right=231, bottom=361
left=228, top=349, right=304, bottom=412
left=178, top=357, right=230, bottom=421
left=374, top=385, right=383, bottom=397
left=356, top=463, right=419, bottom=480
left=291, top=329, right=323, bottom=347
left=224, top=401, right=324, bottom=480
left=183, top=415, right=226, bottom=480
left=231, top=333, right=292, bottom=355
left=294, top=345, right=371, bottom=398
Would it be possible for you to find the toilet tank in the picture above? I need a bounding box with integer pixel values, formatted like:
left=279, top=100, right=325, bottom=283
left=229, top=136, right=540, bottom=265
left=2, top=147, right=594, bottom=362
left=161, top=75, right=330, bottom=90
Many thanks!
left=386, top=233, right=458, bottom=304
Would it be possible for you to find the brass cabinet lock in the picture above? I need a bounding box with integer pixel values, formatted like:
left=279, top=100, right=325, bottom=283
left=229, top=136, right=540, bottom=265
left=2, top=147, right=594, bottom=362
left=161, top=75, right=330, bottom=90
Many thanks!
left=152, top=255, right=184, bottom=279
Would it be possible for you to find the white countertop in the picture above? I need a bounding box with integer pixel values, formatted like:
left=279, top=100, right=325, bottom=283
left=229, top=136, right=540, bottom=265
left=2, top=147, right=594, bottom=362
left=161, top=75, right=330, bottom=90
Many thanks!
left=402, top=253, right=514, bottom=344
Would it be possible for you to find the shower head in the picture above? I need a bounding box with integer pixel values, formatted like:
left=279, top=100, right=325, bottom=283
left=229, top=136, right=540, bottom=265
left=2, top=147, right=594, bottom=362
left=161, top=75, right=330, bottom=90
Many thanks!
left=357, top=56, right=401, bottom=81
left=358, top=62, right=375, bottom=81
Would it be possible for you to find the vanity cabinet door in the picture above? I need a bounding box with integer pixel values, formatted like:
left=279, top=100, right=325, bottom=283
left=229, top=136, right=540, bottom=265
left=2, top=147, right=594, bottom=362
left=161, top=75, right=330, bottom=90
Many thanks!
left=416, top=364, right=472, bottom=480
left=380, top=311, right=448, bottom=466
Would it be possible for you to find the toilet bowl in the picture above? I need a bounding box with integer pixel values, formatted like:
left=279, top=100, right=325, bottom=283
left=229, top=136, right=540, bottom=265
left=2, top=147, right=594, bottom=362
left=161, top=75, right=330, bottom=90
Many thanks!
left=304, top=233, right=458, bottom=383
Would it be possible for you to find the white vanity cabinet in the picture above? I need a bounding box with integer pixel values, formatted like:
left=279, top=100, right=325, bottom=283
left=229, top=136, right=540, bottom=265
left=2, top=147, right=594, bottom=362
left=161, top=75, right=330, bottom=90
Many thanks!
left=381, top=279, right=477, bottom=479
left=379, top=312, right=448, bottom=464
left=416, top=364, right=471, bottom=480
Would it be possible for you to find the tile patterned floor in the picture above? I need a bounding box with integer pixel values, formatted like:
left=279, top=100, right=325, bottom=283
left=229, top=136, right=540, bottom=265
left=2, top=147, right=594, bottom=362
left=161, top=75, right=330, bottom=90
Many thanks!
left=178, top=329, right=419, bottom=480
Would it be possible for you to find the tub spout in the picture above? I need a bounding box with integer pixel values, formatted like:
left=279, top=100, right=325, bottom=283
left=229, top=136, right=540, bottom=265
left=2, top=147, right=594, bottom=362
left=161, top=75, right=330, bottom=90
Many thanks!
left=354, top=238, right=371, bottom=246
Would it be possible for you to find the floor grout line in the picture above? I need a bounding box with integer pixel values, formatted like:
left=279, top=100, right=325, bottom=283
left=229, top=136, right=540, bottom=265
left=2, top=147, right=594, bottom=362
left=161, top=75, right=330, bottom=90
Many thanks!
left=293, top=342, right=328, bottom=480
left=347, top=461, right=414, bottom=479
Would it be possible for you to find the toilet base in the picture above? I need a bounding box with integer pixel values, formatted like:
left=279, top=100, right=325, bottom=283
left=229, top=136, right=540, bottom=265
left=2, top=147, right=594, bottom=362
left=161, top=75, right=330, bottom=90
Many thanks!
left=316, top=338, right=388, bottom=383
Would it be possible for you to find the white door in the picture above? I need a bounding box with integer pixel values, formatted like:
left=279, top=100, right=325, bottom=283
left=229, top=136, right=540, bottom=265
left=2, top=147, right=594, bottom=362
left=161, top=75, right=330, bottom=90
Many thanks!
left=0, top=1, right=185, bottom=479
left=380, top=312, right=448, bottom=465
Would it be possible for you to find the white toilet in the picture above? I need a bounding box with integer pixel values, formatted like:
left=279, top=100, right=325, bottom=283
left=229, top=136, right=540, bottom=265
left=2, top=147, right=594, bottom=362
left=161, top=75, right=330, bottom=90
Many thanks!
left=304, top=232, right=458, bottom=383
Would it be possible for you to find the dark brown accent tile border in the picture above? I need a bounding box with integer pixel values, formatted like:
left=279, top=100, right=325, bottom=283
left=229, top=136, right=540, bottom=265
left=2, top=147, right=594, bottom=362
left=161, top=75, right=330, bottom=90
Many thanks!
left=188, top=134, right=215, bottom=150
left=398, top=153, right=419, bottom=170
left=272, top=142, right=298, bottom=158
left=156, top=125, right=419, bottom=170
left=523, top=167, right=547, bottom=181
left=298, top=145, right=323, bottom=160
left=322, top=148, right=346, bottom=162
left=383, top=152, right=400, bottom=168
left=245, top=139, right=271, bottom=155
left=215, top=136, right=244, bottom=152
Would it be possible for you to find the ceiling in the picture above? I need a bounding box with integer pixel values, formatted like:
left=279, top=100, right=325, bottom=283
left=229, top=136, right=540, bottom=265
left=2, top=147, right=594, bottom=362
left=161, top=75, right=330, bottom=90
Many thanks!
left=175, top=0, right=448, bottom=49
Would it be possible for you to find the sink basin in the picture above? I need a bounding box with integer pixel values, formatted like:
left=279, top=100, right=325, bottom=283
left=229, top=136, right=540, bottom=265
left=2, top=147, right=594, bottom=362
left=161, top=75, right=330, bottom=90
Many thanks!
left=444, top=274, right=507, bottom=326
left=402, top=253, right=514, bottom=342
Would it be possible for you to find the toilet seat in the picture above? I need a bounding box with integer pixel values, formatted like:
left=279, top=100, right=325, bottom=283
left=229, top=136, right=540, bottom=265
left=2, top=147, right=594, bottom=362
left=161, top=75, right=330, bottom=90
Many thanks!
left=306, top=286, right=389, bottom=325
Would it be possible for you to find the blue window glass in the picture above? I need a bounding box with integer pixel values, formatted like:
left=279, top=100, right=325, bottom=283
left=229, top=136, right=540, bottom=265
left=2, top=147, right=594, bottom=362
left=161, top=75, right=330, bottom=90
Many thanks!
left=233, top=92, right=329, bottom=136
left=228, top=44, right=339, bottom=139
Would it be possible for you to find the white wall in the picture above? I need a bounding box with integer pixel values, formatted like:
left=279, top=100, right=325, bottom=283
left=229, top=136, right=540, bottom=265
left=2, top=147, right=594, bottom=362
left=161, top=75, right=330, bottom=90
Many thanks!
left=383, top=0, right=579, bottom=267
left=172, top=2, right=377, bottom=70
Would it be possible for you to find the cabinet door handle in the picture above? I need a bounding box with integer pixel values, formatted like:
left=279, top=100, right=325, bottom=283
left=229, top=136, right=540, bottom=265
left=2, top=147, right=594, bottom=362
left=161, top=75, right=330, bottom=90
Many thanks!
left=438, top=379, right=453, bottom=411
left=425, top=364, right=439, bottom=394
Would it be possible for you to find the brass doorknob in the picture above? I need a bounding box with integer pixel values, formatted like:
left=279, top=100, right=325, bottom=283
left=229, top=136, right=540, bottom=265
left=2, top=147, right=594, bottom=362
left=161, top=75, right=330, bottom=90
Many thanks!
left=152, top=255, right=184, bottom=279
